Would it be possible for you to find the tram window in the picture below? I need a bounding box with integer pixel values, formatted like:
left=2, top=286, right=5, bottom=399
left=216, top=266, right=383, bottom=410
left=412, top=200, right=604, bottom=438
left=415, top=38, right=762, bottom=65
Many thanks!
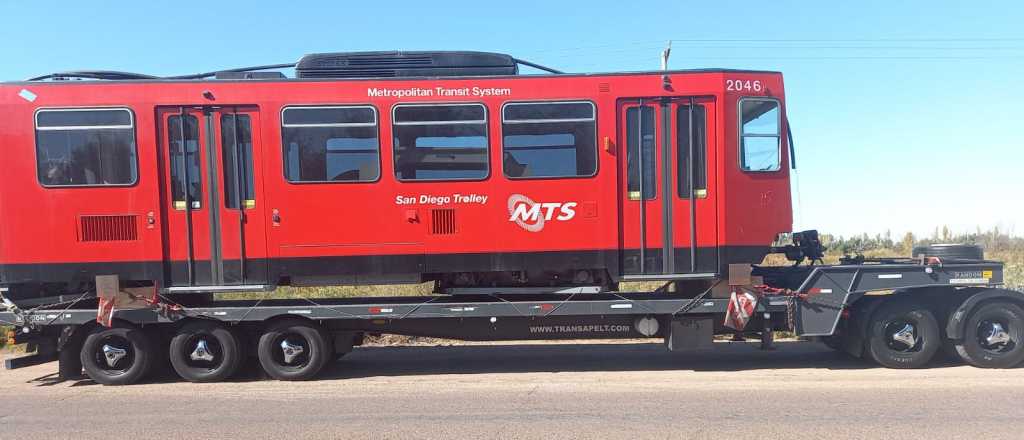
left=167, top=114, right=202, bottom=209
left=501, top=101, right=596, bottom=179
left=677, top=105, right=707, bottom=198
left=626, top=106, right=656, bottom=200
left=35, top=108, right=138, bottom=186
left=740, top=99, right=781, bottom=172
left=282, top=106, right=380, bottom=183
left=221, top=114, right=255, bottom=209
left=392, top=103, right=488, bottom=181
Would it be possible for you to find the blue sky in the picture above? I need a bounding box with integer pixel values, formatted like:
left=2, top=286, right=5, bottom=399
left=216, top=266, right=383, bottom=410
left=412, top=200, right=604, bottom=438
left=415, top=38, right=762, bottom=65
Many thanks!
left=2, top=1, right=1021, bottom=238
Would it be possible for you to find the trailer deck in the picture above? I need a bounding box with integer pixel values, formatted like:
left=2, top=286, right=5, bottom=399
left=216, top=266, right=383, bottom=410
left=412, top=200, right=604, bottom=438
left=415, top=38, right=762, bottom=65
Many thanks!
left=2, top=258, right=1022, bottom=384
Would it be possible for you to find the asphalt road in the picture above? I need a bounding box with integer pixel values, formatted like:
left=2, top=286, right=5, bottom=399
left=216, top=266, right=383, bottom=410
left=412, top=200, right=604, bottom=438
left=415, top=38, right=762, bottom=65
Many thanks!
left=1, top=340, right=1022, bottom=439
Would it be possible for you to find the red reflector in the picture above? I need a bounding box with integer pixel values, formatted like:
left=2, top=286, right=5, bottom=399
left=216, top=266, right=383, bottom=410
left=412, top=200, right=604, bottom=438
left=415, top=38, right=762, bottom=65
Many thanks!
left=369, top=307, right=382, bottom=314
left=540, top=304, right=554, bottom=311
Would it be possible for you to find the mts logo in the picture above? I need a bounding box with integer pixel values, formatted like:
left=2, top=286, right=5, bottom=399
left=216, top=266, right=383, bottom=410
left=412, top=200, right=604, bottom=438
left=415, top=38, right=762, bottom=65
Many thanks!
left=507, top=194, right=577, bottom=232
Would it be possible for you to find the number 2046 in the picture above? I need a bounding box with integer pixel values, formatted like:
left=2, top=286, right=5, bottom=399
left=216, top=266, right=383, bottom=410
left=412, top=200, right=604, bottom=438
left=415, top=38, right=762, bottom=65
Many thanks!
left=726, top=79, right=763, bottom=92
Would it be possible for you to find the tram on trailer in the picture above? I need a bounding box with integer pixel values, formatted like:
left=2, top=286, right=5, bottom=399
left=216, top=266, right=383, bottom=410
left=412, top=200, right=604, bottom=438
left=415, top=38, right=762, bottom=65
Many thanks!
left=0, top=51, right=790, bottom=300
left=1, top=51, right=1022, bottom=385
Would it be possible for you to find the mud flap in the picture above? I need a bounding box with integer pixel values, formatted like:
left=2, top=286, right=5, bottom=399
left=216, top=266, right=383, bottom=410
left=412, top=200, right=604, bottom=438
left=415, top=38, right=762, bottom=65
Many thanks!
left=664, top=317, right=714, bottom=352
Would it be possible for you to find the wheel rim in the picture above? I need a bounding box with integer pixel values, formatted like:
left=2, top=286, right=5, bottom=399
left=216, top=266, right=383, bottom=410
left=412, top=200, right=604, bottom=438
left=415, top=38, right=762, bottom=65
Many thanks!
left=181, top=333, right=224, bottom=371
left=93, top=335, right=135, bottom=375
left=977, top=319, right=1016, bottom=354
left=884, top=320, right=921, bottom=352
left=271, top=333, right=311, bottom=369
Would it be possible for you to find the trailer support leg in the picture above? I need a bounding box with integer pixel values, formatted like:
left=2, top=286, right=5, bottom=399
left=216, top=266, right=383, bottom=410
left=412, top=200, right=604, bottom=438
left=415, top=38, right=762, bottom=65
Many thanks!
left=760, top=314, right=775, bottom=351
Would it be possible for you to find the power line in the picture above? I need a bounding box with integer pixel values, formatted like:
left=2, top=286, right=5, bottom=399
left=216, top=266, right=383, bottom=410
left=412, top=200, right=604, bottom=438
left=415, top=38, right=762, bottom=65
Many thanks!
left=669, top=37, right=1024, bottom=42
left=665, top=45, right=1024, bottom=50
left=524, top=37, right=1024, bottom=55
left=525, top=44, right=1024, bottom=66
left=678, top=55, right=1024, bottom=60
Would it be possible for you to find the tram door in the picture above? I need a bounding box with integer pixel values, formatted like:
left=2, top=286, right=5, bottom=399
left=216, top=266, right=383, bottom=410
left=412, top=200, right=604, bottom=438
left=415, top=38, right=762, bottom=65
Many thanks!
left=157, top=106, right=269, bottom=287
left=618, top=97, right=718, bottom=277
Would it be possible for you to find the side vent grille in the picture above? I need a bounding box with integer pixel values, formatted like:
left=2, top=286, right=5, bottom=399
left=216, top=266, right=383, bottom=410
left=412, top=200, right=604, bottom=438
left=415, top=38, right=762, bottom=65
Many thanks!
left=80, top=215, right=138, bottom=242
left=348, top=55, right=434, bottom=66
left=431, top=209, right=457, bottom=235
left=299, top=69, right=397, bottom=78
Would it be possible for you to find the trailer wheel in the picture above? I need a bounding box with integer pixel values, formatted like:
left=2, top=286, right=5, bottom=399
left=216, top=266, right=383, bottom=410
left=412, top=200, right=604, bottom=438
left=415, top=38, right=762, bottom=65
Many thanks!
left=257, top=320, right=329, bottom=381
left=80, top=326, right=154, bottom=385
left=866, top=301, right=940, bottom=369
left=954, top=302, right=1024, bottom=368
left=169, top=321, right=244, bottom=383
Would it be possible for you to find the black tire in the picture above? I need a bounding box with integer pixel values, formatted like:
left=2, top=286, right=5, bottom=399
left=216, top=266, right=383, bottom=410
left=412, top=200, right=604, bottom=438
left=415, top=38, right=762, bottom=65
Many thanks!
left=954, top=302, right=1024, bottom=368
left=911, top=244, right=984, bottom=261
left=80, top=326, right=154, bottom=385
left=169, top=321, right=244, bottom=383
left=257, top=319, right=329, bottom=381
left=866, top=301, right=941, bottom=369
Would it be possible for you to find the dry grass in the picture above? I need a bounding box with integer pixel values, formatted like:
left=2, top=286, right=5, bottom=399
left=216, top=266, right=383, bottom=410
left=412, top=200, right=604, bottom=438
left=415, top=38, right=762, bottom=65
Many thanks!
left=763, top=248, right=1022, bottom=289
left=217, top=282, right=434, bottom=301
left=993, top=250, right=1024, bottom=290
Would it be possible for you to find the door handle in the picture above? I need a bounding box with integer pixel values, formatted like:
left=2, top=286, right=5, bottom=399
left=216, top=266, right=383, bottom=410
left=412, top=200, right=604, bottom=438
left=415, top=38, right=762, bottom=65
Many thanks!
left=272, top=209, right=281, bottom=226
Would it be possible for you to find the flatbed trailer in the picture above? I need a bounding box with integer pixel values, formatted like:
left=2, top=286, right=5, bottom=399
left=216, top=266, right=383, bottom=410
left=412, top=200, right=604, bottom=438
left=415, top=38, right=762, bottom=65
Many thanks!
left=3, top=257, right=1023, bottom=385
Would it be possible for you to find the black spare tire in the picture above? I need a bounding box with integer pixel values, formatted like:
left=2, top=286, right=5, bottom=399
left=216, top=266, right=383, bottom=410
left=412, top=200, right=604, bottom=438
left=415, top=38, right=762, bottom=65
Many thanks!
left=911, top=244, right=984, bottom=261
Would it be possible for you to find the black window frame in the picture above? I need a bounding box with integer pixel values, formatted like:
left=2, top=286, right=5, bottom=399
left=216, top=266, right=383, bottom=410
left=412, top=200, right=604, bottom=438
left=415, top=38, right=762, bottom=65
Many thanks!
left=738, top=97, right=782, bottom=173
left=221, top=113, right=256, bottom=209
left=391, top=102, right=490, bottom=182
left=280, top=104, right=382, bottom=184
left=34, top=107, right=139, bottom=188
left=625, top=105, right=658, bottom=200
left=500, top=100, right=598, bottom=180
left=167, top=113, right=203, bottom=210
left=677, top=103, right=708, bottom=198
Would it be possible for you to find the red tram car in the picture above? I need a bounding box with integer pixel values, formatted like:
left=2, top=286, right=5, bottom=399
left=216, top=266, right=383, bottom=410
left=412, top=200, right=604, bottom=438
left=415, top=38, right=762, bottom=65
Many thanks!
left=0, top=51, right=792, bottom=301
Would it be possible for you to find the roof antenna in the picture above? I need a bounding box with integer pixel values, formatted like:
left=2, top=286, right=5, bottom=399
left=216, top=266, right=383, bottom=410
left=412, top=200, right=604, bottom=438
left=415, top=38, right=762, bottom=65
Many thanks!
left=660, top=41, right=672, bottom=70
left=660, top=41, right=673, bottom=90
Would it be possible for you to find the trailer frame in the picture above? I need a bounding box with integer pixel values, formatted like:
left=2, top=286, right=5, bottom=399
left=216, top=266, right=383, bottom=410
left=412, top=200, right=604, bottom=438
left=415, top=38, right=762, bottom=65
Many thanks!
left=2, top=259, right=1022, bottom=382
